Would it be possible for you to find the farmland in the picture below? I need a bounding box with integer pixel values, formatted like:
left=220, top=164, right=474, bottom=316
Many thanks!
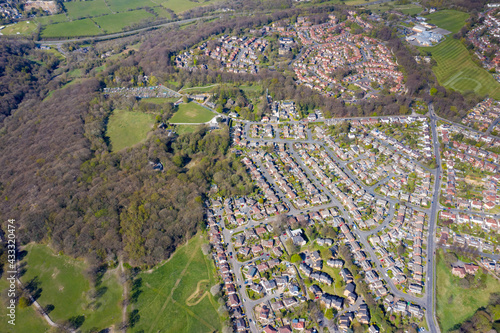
left=64, top=0, right=111, bottom=20
left=131, top=234, right=222, bottom=333
left=106, top=109, right=155, bottom=152
left=41, top=19, right=102, bottom=38
left=93, top=10, right=155, bottom=34
left=14, top=244, right=122, bottom=332
left=107, top=0, right=157, bottom=12
left=169, top=103, right=215, bottom=123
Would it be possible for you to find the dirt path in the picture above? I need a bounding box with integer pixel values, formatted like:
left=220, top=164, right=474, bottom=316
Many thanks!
left=147, top=240, right=205, bottom=333
left=119, top=260, right=127, bottom=332
left=185, top=279, right=209, bottom=306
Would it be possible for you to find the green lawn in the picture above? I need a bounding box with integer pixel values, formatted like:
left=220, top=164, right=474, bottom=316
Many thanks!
left=175, top=124, right=205, bottom=135
left=141, top=97, right=179, bottom=104
left=41, top=19, right=103, bottom=37
left=131, top=234, right=222, bottom=333
left=421, top=38, right=500, bottom=99
left=436, top=249, right=500, bottom=331
left=106, top=109, right=154, bottom=152
left=64, top=0, right=111, bottom=20
left=169, top=103, right=215, bottom=123
left=1, top=20, right=38, bottom=35
left=425, top=10, right=469, bottom=34
left=93, top=10, right=155, bottom=34
left=106, top=0, right=157, bottom=12
left=0, top=272, right=53, bottom=333
left=16, top=244, right=122, bottom=331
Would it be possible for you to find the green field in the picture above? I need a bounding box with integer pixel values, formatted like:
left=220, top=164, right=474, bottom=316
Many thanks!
left=64, top=0, right=111, bottom=20
left=176, top=124, right=205, bottom=135
left=41, top=19, right=102, bottom=37
left=436, top=250, right=500, bottom=331
left=422, top=38, right=500, bottom=99
left=169, top=103, right=215, bottom=123
left=366, top=3, right=423, bottom=16
left=158, top=0, right=219, bottom=13
left=425, top=10, right=469, bottom=34
left=93, top=10, right=155, bottom=34
left=12, top=244, right=122, bottom=331
left=0, top=272, right=53, bottom=333
left=35, top=13, right=69, bottom=25
left=107, top=0, right=157, bottom=12
left=132, top=234, right=222, bottom=333
left=1, top=20, right=38, bottom=35
left=107, top=109, right=154, bottom=151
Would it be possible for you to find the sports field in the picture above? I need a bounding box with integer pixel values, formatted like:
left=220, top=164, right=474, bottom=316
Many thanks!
left=1, top=20, right=38, bottom=35
left=436, top=250, right=500, bottom=331
left=14, top=244, right=122, bottom=331
left=426, top=10, right=469, bottom=34
left=422, top=38, right=500, bottom=99
left=93, top=10, right=155, bottom=34
left=41, top=19, right=102, bottom=37
left=106, top=109, right=154, bottom=151
left=169, top=103, right=215, bottom=123
left=131, top=234, right=222, bottom=333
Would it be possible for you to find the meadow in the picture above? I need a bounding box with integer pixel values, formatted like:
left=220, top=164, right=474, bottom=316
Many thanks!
left=169, top=103, right=215, bottom=123
left=93, top=10, right=155, bottom=34
left=106, top=0, right=158, bottom=12
left=13, top=244, right=122, bottom=332
left=106, top=109, right=155, bottom=152
left=157, top=0, right=219, bottom=13
left=41, top=19, right=102, bottom=38
left=436, top=250, right=500, bottom=331
left=64, top=0, right=111, bottom=20
left=131, top=234, right=222, bottom=333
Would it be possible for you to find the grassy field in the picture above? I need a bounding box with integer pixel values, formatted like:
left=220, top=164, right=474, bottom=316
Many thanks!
left=64, top=0, right=111, bottom=20
left=141, top=97, right=180, bottom=104
left=106, top=109, right=154, bottom=151
left=35, top=14, right=69, bottom=25
left=169, top=103, right=215, bottom=123
left=15, top=244, right=122, bottom=331
left=107, top=0, right=157, bottom=12
left=436, top=249, right=500, bottom=331
left=176, top=124, right=205, bottom=135
left=158, top=0, right=219, bottom=13
left=131, top=234, right=222, bottom=333
left=425, top=10, right=469, bottom=34
left=41, top=19, right=102, bottom=37
left=421, top=38, right=500, bottom=99
left=366, top=3, right=423, bottom=16
left=93, top=10, right=155, bottom=34
left=1, top=20, right=38, bottom=35
left=0, top=272, right=53, bottom=333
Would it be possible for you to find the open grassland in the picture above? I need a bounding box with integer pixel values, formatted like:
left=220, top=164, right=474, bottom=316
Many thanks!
left=17, top=244, right=122, bottom=332
left=1, top=20, right=38, bottom=35
left=175, top=124, right=205, bottom=135
left=425, top=10, right=469, bottom=34
left=0, top=274, right=53, bottom=333
left=64, top=0, right=111, bottom=20
left=41, top=19, right=102, bottom=37
left=132, top=234, right=222, bottom=333
left=436, top=250, right=500, bottom=331
left=422, top=38, right=500, bottom=99
left=366, top=3, right=423, bottom=16
left=169, top=102, right=215, bottom=123
left=158, top=0, right=219, bottom=13
left=106, top=0, right=157, bottom=12
left=107, top=109, right=154, bottom=151
left=93, top=10, right=155, bottom=34
left=35, top=13, right=69, bottom=25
